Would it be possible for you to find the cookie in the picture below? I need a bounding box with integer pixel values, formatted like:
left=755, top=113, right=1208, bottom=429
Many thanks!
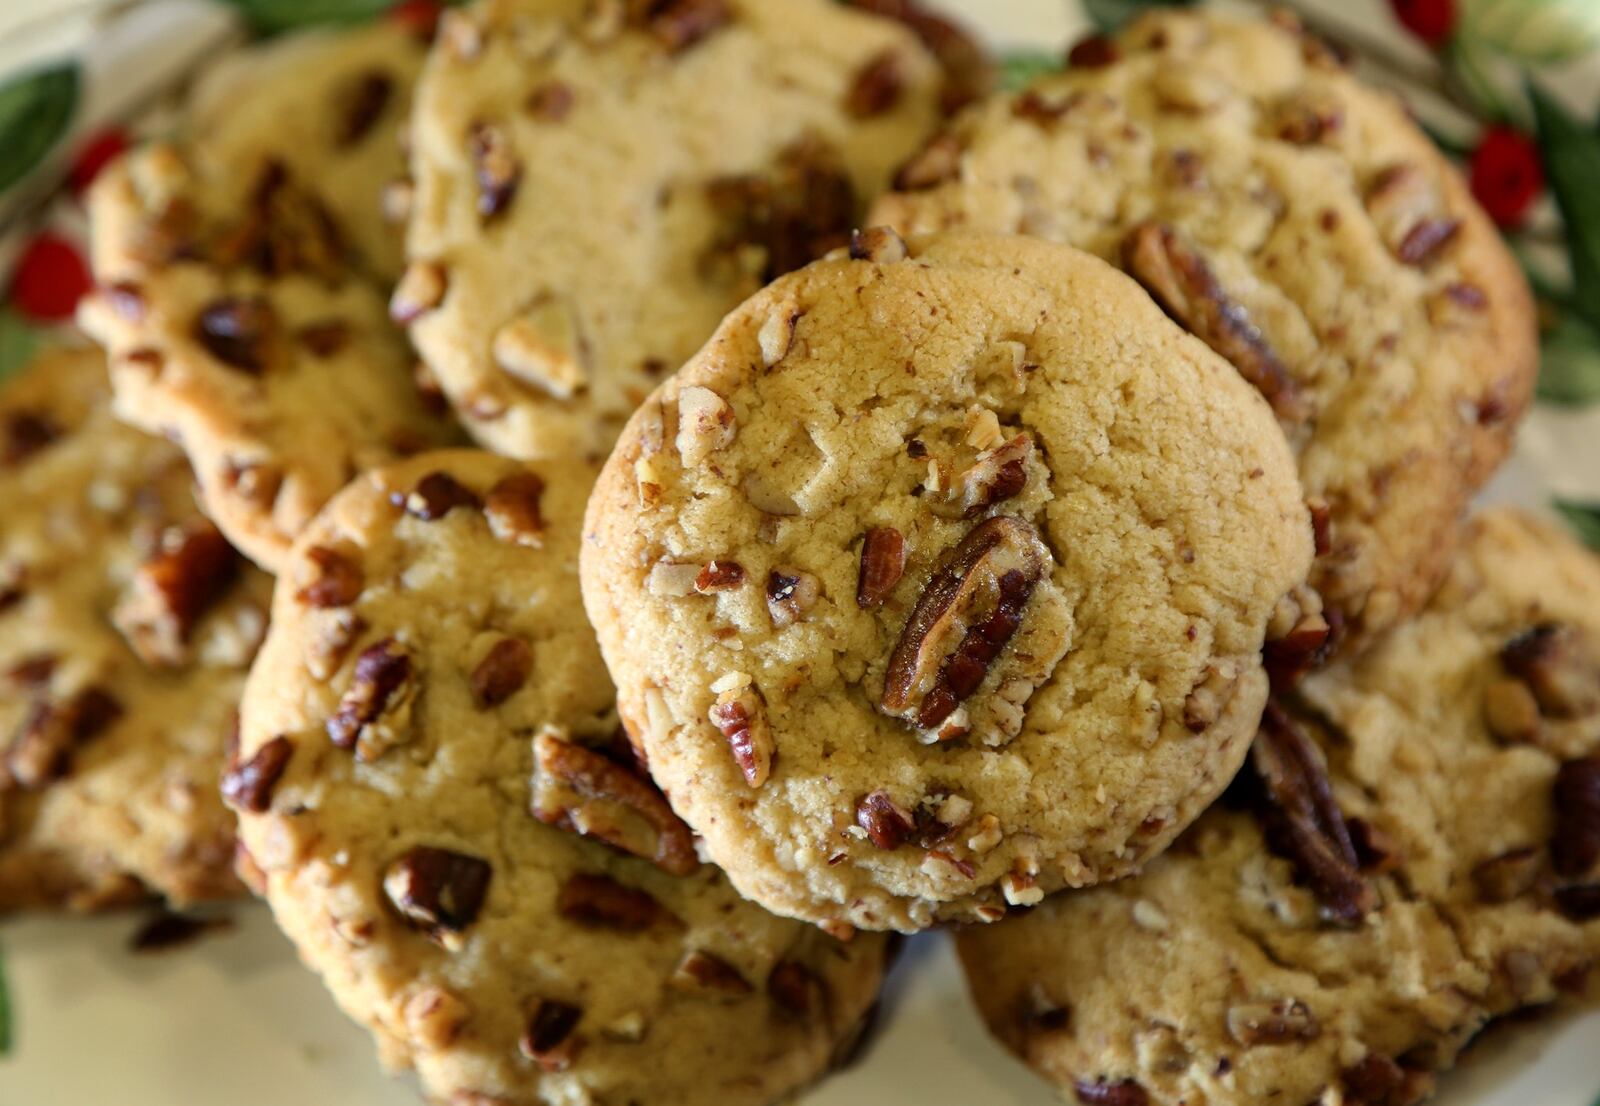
left=79, top=21, right=454, bottom=574
left=399, top=0, right=964, bottom=460
left=581, top=231, right=1314, bottom=932
left=871, top=9, right=1538, bottom=662
left=0, top=345, right=269, bottom=911
left=230, top=449, right=891, bottom=1105
left=955, top=508, right=1600, bottom=1106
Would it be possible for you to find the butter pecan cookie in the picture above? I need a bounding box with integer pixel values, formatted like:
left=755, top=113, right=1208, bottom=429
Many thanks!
left=231, top=449, right=890, bottom=1105
left=871, top=9, right=1539, bottom=662
left=400, top=0, right=968, bottom=459
left=581, top=232, right=1314, bottom=931
left=0, top=345, right=269, bottom=911
left=955, top=508, right=1600, bottom=1106
left=79, top=22, right=454, bottom=574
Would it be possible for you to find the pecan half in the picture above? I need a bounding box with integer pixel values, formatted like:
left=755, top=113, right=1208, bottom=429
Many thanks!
left=485, top=472, right=546, bottom=547
left=767, top=961, right=825, bottom=1016
left=112, top=521, right=239, bottom=667
left=521, top=999, right=584, bottom=1072
left=856, top=790, right=915, bottom=850
left=1365, top=165, right=1460, bottom=268
left=1249, top=702, right=1375, bottom=923
left=704, top=137, right=855, bottom=283
left=395, top=471, right=482, bottom=520
left=1472, top=846, right=1543, bottom=902
left=856, top=526, right=906, bottom=608
left=326, top=638, right=417, bottom=760
left=1121, top=223, right=1303, bottom=422
left=195, top=295, right=278, bottom=374
left=297, top=545, right=364, bottom=608
left=670, top=949, right=751, bottom=996
left=2, top=410, right=59, bottom=466
left=846, top=50, right=904, bottom=118
left=557, top=873, right=671, bottom=931
left=1552, top=755, right=1600, bottom=879
left=4, top=686, right=122, bottom=789
left=221, top=735, right=293, bottom=814
left=1074, top=1079, right=1149, bottom=1106
left=530, top=728, right=698, bottom=875
left=471, top=636, right=533, bottom=708
left=710, top=682, right=774, bottom=787
left=1500, top=623, right=1600, bottom=719
left=880, top=516, right=1048, bottom=733
left=383, top=845, right=492, bottom=940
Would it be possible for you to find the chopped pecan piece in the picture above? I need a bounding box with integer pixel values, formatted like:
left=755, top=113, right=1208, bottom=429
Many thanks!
left=709, top=682, right=774, bottom=787
left=675, top=386, right=736, bottom=467
left=1555, top=883, right=1600, bottom=921
left=1183, top=664, right=1240, bottom=733
left=767, top=961, right=824, bottom=1016
left=1472, top=846, right=1542, bottom=902
left=383, top=845, right=492, bottom=939
left=856, top=526, right=906, bottom=608
left=849, top=225, right=908, bottom=264
left=633, top=0, right=730, bottom=53
left=704, top=138, right=855, bottom=282
left=943, top=433, right=1031, bottom=517
left=530, top=728, right=698, bottom=875
left=295, top=319, right=349, bottom=357
left=670, top=949, right=751, bottom=995
left=527, top=80, right=574, bottom=120
left=336, top=71, right=393, bottom=147
left=211, top=162, right=344, bottom=280
left=846, top=50, right=904, bottom=117
left=1263, top=610, right=1333, bottom=688
left=840, top=0, right=990, bottom=111
left=766, top=568, right=820, bottom=627
left=2, top=410, right=59, bottom=466
left=1552, top=755, right=1600, bottom=879
left=521, top=999, right=584, bottom=1071
left=5, top=654, right=56, bottom=689
left=1340, top=1055, right=1433, bottom=1106
left=1500, top=623, right=1600, bottom=719
left=326, top=637, right=417, bottom=760
left=469, top=122, right=520, bottom=220
left=856, top=790, right=915, bottom=850
left=1067, top=33, right=1118, bottom=67
left=558, top=873, right=670, bottom=931
left=390, top=261, right=447, bottom=325
left=484, top=472, right=546, bottom=547
left=494, top=298, right=588, bottom=398
left=1121, top=223, right=1303, bottom=421
left=1225, top=999, right=1319, bottom=1045
left=297, top=545, right=364, bottom=608
left=1074, top=1079, right=1149, bottom=1106
left=1365, top=165, right=1460, bottom=268
left=880, top=516, right=1048, bottom=732
left=695, top=560, right=745, bottom=592
left=1398, top=219, right=1460, bottom=266
left=221, top=735, right=293, bottom=814
left=471, top=636, right=533, bottom=707
left=195, top=295, right=278, bottom=374
left=5, top=686, right=122, bottom=789
left=1249, top=702, right=1375, bottom=923
left=395, top=471, right=482, bottom=520
left=112, top=521, right=239, bottom=667
left=893, top=131, right=963, bottom=191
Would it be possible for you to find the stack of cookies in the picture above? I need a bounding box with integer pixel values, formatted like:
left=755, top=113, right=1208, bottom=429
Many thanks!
left=1, top=3, right=1595, bottom=1105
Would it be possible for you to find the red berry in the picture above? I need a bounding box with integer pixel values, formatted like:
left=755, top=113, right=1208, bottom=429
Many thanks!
left=387, top=0, right=444, bottom=38
left=1470, top=125, right=1544, bottom=227
left=1390, top=0, right=1456, bottom=46
left=68, top=128, right=130, bottom=198
left=8, top=233, right=93, bottom=323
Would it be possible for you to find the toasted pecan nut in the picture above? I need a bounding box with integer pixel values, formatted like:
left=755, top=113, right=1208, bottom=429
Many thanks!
left=484, top=472, right=547, bottom=547
left=4, top=686, right=123, bottom=790
left=221, top=735, right=293, bottom=814
left=521, top=999, right=584, bottom=1071
left=1501, top=623, right=1600, bottom=720
left=383, top=845, right=492, bottom=940
left=471, top=636, right=533, bottom=707
left=856, top=526, right=906, bottom=609
left=112, top=520, right=240, bottom=667
left=880, top=515, right=1048, bottom=733
left=195, top=295, right=279, bottom=374
left=1121, top=222, right=1304, bottom=422
left=326, top=637, right=417, bottom=760
left=710, top=683, right=774, bottom=787
left=297, top=545, right=364, bottom=608
left=558, top=873, right=672, bottom=931
left=1552, top=755, right=1600, bottom=879
left=530, top=728, right=698, bottom=875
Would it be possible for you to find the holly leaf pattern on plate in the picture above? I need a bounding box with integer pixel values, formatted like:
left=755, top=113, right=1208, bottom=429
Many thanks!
left=1463, top=0, right=1600, bottom=64
left=1000, top=51, right=1061, bottom=90
left=0, top=63, right=78, bottom=196
left=0, top=310, right=38, bottom=384
left=1538, top=312, right=1600, bottom=407
left=221, top=0, right=407, bottom=33
left=1081, top=0, right=1194, bottom=34
left=1530, top=83, right=1600, bottom=333
left=1554, top=498, right=1600, bottom=550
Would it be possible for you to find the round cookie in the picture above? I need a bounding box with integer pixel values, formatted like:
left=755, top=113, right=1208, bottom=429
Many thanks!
left=955, top=508, right=1600, bottom=1106
left=79, top=21, right=454, bottom=574
left=581, top=231, right=1314, bottom=932
left=229, top=450, right=891, bottom=1105
left=0, top=345, right=270, bottom=911
left=870, top=8, right=1538, bottom=663
left=399, top=0, right=963, bottom=459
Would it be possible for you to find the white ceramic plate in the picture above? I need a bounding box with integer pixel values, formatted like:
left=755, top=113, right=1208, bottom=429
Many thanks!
left=0, top=1, right=1597, bottom=1103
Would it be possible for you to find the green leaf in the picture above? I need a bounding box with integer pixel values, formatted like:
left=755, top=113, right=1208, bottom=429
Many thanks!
left=1081, top=0, right=1194, bottom=34
left=0, top=938, right=11, bottom=1056
left=1530, top=83, right=1600, bottom=331
left=0, top=311, right=38, bottom=384
left=221, top=0, right=399, bottom=33
left=0, top=64, right=79, bottom=197
left=1538, top=311, right=1600, bottom=406
left=1554, top=498, right=1600, bottom=550
left=1463, top=0, right=1600, bottom=64
left=1000, top=51, right=1061, bottom=91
